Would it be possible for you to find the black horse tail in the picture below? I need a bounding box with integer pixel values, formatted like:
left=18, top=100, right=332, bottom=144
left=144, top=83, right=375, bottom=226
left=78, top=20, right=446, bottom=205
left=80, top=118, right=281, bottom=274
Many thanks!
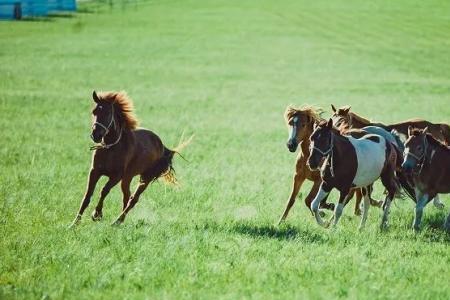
left=160, top=134, right=194, bottom=185
left=390, top=141, right=416, bottom=202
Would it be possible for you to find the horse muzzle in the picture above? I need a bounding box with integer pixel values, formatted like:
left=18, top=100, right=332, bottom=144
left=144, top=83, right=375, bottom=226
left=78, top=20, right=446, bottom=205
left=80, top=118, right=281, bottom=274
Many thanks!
left=287, top=140, right=298, bottom=152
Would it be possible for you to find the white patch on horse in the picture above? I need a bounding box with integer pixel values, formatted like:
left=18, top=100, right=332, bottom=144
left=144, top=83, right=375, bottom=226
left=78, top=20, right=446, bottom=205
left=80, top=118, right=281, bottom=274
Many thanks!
left=347, top=135, right=386, bottom=187
left=289, top=116, right=299, bottom=140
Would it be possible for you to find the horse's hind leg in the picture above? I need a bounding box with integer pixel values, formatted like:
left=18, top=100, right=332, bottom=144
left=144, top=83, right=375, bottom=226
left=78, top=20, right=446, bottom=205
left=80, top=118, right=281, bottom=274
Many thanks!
left=368, top=185, right=383, bottom=208
left=278, top=172, right=305, bottom=224
left=353, top=189, right=362, bottom=216
left=359, top=187, right=371, bottom=231
left=120, top=175, right=132, bottom=210
left=112, top=178, right=151, bottom=225
left=380, top=170, right=397, bottom=230
left=92, top=175, right=121, bottom=221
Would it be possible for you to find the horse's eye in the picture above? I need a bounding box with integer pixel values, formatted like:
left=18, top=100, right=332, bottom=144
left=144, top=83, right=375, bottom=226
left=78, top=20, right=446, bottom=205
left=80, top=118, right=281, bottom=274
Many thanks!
left=98, top=105, right=103, bottom=110
left=417, top=146, right=422, bottom=152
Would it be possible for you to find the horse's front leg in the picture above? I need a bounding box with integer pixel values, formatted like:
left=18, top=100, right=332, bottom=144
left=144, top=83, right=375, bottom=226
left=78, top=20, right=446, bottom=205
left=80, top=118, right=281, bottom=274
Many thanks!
left=413, top=193, right=429, bottom=231
left=92, top=175, right=122, bottom=221
left=329, top=189, right=351, bottom=228
left=278, top=167, right=306, bottom=225
left=310, top=183, right=331, bottom=227
left=69, top=168, right=101, bottom=228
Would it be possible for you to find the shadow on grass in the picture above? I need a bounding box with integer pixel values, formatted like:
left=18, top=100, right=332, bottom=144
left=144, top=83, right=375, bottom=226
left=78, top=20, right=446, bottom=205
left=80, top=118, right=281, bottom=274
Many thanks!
left=202, top=221, right=327, bottom=244
left=47, top=13, right=76, bottom=18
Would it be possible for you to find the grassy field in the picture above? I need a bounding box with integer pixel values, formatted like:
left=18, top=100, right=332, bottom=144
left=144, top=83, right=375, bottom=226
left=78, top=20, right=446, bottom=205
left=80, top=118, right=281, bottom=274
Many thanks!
left=1, top=0, right=450, bottom=299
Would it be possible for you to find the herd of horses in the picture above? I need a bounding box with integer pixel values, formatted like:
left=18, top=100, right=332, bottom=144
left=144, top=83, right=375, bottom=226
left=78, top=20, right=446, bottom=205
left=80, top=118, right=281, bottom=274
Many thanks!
left=280, top=104, right=450, bottom=231
left=69, top=91, right=450, bottom=232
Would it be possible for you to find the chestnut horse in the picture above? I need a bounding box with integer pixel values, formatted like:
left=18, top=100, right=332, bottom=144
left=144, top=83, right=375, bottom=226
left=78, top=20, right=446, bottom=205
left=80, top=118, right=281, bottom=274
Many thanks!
left=402, top=127, right=450, bottom=231
left=278, top=106, right=380, bottom=224
left=69, top=91, right=191, bottom=227
left=308, top=119, right=402, bottom=230
left=331, top=104, right=447, bottom=209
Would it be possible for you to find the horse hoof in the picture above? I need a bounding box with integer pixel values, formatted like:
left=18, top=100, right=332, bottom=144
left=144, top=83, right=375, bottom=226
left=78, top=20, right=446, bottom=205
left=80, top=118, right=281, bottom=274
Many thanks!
left=111, top=218, right=123, bottom=226
left=91, top=210, right=103, bottom=221
left=354, top=209, right=362, bottom=216
left=68, top=215, right=81, bottom=229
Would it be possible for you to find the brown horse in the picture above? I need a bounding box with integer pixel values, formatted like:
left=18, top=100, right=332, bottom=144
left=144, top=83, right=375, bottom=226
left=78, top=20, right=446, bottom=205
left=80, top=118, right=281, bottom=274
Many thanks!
left=330, top=104, right=450, bottom=145
left=69, top=91, right=191, bottom=227
left=331, top=104, right=447, bottom=209
left=308, top=119, right=402, bottom=230
left=402, top=127, right=450, bottom=231
left=278, top=106, right=379, bottom=224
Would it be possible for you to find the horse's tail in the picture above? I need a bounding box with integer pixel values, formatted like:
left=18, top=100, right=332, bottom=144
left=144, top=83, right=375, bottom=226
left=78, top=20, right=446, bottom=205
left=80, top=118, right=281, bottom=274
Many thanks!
left=160, top=134, right=194, bottom=185
left=390, top=129, right=405, bottom=153
left=390, top=141, right=416, bottom=202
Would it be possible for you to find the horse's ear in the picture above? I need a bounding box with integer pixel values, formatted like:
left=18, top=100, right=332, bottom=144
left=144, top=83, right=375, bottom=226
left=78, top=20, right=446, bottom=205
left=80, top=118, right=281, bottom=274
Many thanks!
left=327, top=118, right=333, bottom=129
left=92, top=91, right=100, bottom=103
left=343, top=106, right=351, bottom=114
left=331, top=104, right=337, bottom=113
left=408, top=126, right=413, bottom=136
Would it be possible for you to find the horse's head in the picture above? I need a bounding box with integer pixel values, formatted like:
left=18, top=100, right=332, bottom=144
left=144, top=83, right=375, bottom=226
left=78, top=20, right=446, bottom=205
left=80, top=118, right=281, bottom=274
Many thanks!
left=90, top=91, right=116, bottom=143
left=402, top=126, right=429, bottom=174
left=284, top=105, right=320, bottom=152
left=331, top=104, right=351, bottom=129
left=308, top=118, right=334, bottom=170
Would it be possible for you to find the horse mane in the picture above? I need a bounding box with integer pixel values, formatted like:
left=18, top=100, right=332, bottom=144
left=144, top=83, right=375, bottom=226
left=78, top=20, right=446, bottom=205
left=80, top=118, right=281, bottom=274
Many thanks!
left=284, top=105, right=324, bottom=124
left=410, top=128, right=449, bottom=150
left=98, top=91, right=139, bottom=129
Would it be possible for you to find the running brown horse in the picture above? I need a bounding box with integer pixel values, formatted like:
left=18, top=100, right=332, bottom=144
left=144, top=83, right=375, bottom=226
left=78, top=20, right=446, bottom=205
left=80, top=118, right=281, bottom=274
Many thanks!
left=278, top=106, right=379, bottom=224
left=402, top=127, right=450, bottom=231
left=69, top=91, right=191, bottom=227
left=308, top=119, right=402, bottom=230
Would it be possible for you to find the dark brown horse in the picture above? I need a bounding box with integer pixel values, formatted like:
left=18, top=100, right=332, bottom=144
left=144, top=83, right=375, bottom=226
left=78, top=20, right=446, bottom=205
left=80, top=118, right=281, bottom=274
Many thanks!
left=279, top=106, right=385, bottom=224
left=402, top=127, right=450, bottom=231
left=69, top=91, right=191, bottom=227
left=330, top=104, right=450, bottom=145
left=308, top=119, right=404, bottom=229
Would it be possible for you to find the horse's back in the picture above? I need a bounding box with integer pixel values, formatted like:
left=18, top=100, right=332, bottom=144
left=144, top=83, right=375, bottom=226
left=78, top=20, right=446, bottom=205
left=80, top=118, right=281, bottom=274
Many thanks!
left=347, top=135, right=386, bottom=187
left=363, top=126, right=404, bottom=152
left=132, top=128, right=166, bottom=161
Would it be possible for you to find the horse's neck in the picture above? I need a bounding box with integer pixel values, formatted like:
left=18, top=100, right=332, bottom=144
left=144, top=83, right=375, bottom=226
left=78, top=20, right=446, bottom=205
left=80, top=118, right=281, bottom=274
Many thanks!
left=350, top=114, right=370, bottom=128
left=300, top=138, right=311, bottom=157
left=330, top=133, right=349, bottom=163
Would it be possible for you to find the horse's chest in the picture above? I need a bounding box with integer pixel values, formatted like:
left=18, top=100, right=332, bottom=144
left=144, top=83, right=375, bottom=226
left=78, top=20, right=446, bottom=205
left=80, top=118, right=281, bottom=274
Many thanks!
left=348, top=138, right=386, bottom=187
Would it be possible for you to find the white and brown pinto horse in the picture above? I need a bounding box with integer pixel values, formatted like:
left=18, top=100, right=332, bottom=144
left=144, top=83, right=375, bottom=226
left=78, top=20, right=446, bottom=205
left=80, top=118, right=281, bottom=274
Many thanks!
left=307, top=119, right=401, bottom=230
left=402, top=127, right=450, bottom=231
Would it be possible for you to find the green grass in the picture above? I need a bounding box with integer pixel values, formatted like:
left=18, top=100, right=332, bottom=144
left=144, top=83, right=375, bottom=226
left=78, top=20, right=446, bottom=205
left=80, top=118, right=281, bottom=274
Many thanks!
left=1, top=0, right=450, bottom=299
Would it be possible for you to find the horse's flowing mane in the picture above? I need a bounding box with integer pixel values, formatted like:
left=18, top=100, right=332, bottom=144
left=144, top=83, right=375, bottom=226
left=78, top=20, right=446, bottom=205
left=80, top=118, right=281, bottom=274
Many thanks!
left=284, top=105, right=324, bottom=124
left=98, top=91, right=139, bottom=129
